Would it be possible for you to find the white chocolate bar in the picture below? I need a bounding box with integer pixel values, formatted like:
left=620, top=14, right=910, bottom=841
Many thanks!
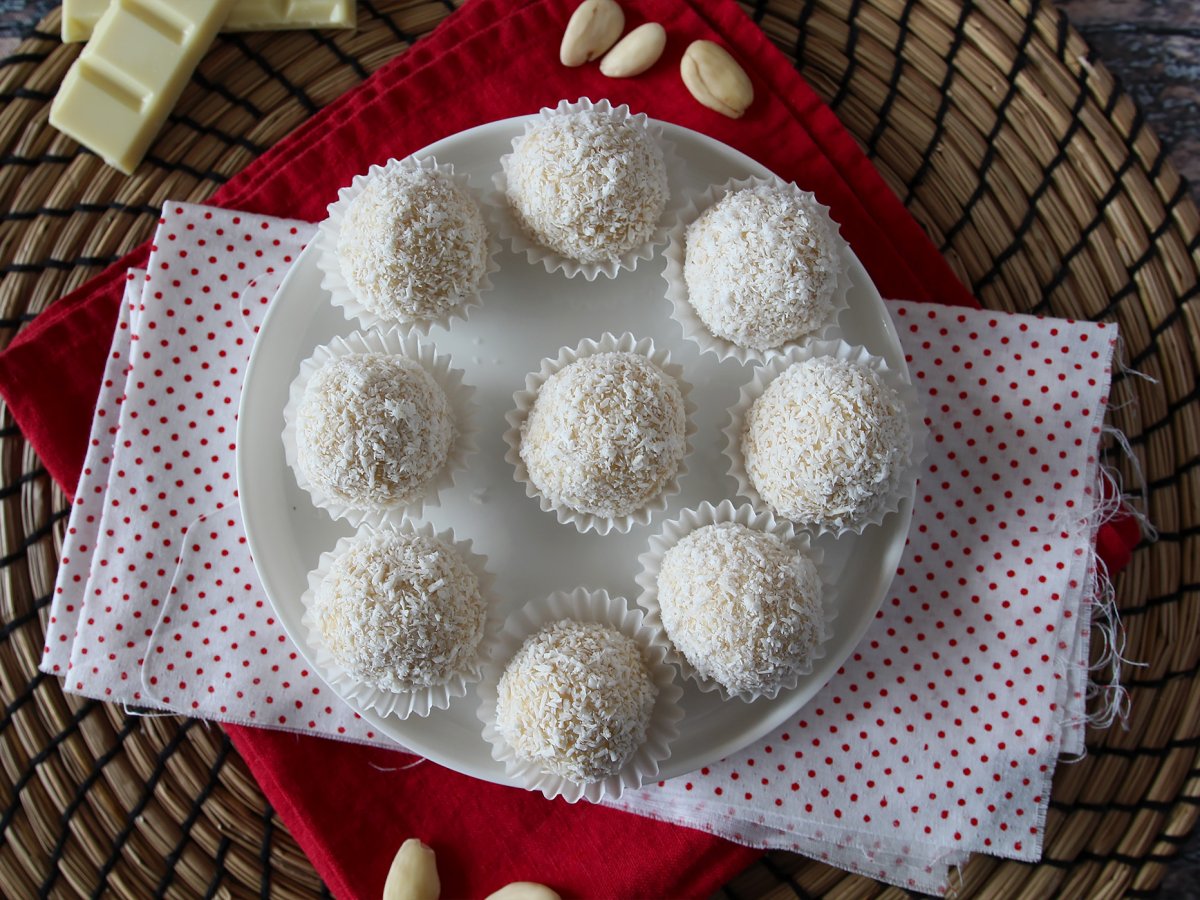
left=50, top=0, right=236, bottom=174
left=62, top=0, right=356, bottom=42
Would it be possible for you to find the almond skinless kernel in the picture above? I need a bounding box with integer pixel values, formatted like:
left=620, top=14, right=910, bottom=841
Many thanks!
left=559, top=0, right=625, bottom=67
left=381, top=839, right=440, bottom=900
left=485, top=883, right=563, bottom=900
left=680, top=40, right=754, bottom=118
left=600, top=22, right=667, bottom=78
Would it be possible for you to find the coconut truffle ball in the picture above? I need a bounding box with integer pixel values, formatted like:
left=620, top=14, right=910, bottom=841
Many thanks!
left=503, top=110, right=669, bottom=264
left=743, top=356, right=912, bottom=527
left=295, top=353, right=454, bottom=510
left=657, top=523, right=823, bottom=697
left=520, top=352, right=686, bottom=518
left=685, top=185, right=841, bottom=350
left=337, top=166, right=489, bottom=323
left=314, top=530, right=486, bottom=692
left=495, top=619, right=657, bottom=783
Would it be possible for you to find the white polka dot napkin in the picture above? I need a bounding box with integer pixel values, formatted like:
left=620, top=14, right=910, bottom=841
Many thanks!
left=43, top=204, right=381, bottom=743
left=41, top=205, right=1121, bottom=893
left=613, top=303, right=1120, bottom=892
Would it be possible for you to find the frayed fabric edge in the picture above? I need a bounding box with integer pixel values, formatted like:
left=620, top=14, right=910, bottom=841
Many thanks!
left=1059, top=416, right=1155, bottom=761
left=1055, top=330, right=1156, bottom=763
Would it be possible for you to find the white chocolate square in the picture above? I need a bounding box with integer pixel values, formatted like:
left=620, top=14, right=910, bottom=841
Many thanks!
left=63, top=0, right=357, bottom=42
left=51, top=0, right=236, bottom=173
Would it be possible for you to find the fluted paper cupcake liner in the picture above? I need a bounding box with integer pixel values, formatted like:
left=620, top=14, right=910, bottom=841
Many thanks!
left=662, top=175, right=853, bottom=365
left=476, top=587, right=682, bottom=803
left=634, top=499, right=837, bottom=702
left=503, top=332, right=696, bottom=535
left=315, top=155, right=500, bottom=334
left=300, top=521, right=498, bottom=719
left=283, top=328, right=477, bottom=527
left=722, top=339, right=928, bottom=537
left=489, top=97, right=684, bottom=281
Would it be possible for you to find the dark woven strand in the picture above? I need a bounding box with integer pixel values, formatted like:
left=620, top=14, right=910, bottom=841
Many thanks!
left=0, top=507, right=69, bottom=568
left=1029, top=103, right=1158, bottom=316
left=38, top=714, right=140, bottom=899
left=221, top=34, right=319, bottom=115
left=0, top=152, right=79, bottom=166
left=862, top=0, right=917, bottom=159
left=202, top=836, right=232, bottom=900
left=0, top=591, right=51, bottom=641
left=901, top=0, right=974, bottom=207
left=1085, top=178, right=1193, bottom=325
left=4, top=202, right=161, bottom=224
left=761, top=854, right=817, bottom=899
left=191, top=70, right=265, bottom=119
left=827, top=0, right=865, bottom=113
left=88, top=719, right=199, bottom=899
left=152, top=734, right=233, bottom=900
left=970, top=12, right=1094, bottom=294
left=0, top=701, right=98, bottom=837
left=166, top=113, right=268, bottom=155
left=259, top=801, right=275, bottom=899
left=789, top=0, right=820, bottom=74
left=1128, top=279, right=1200, bottom=368
left=309, top=29, right=370, bottom=81
left=937, top=2, right=1039, bottom=252
left=0, top=671, right=52, bottom=739
left=360, top=0, right=419, bottom=43
left=0, top=52, right=52, bottom=68
left=1053, top=792, right=1200, bottom=815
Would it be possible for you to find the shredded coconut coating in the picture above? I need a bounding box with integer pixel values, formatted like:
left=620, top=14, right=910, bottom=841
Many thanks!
left=743, top=357, right=912, bottom=526
left=496, top=620, right=657, bottom=783
left=504, top=111, right=668, bottom=264
left=684, top=186, right=841, bottom=350
left=337, top=167, right=489, bottom=322
left=657, top=523, right=823, bottom=696
left=315, top=531, right=486, bottom=692
left=520, top=352, right=686, bottom=518
left=296, top=353, right=454, bottom=509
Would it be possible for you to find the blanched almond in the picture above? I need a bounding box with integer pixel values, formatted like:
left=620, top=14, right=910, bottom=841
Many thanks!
left=485, top=883, right=563, bottom=900
left=680, top=40, right=754, bottom=118
left=382, top=839, right=439, bottom=900
left=600, top=22, right=667, bottom=78
left=560, top=0, right=625, bottom=67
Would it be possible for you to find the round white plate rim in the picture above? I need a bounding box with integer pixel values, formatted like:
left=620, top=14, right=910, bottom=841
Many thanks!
left=238, top=114, right=915, bottom=786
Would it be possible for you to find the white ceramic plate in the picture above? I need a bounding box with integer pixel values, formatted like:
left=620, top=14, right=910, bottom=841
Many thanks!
left=237, top=115, right=915, bottom=786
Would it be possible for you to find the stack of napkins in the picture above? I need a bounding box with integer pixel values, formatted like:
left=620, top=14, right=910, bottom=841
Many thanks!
left=43, top=203, right=1123, bottom=893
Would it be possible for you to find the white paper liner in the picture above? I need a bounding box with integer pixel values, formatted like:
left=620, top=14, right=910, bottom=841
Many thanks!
left=502, top=332, right=696, bottom=535
left=476, top=587, right=683, bottom=803
left=722, top=339, right=928, bottom=537
left=634, top=499, right=837, bottom=702
left=300, top=521, right=498, bottom=719
left=489, top=97, right=685, bottom=281
left=662, top=175, right=853, bottom=365
left=314, top=155, right=500, bottom=334
left=282, top=328, right=477, bottom=528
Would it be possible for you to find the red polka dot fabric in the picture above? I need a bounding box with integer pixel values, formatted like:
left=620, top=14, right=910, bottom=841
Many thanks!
left=613, top=301, right=1120, bottom=892
left=43, top=271, right=143, bottom=678
left=41, top=209, right=1122, bottom=895
left=141, top=508, right=378, bottom=740
left=37, top=205, right=386, bottom=744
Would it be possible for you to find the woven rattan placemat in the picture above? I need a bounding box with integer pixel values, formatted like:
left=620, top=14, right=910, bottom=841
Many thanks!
left=1, top=1, right=1197, bottom=896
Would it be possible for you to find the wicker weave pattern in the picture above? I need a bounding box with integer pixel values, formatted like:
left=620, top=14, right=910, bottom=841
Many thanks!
left=0, top=1, right=1197, bottom=896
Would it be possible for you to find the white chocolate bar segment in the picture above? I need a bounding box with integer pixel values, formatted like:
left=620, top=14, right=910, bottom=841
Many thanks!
left=63, top=0, right=357, bottom=42
left=50, top=0, right=236, bottom=174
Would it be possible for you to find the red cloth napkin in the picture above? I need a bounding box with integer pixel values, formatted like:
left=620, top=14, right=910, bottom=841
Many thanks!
left=0, top=0, right=1141, bottom=897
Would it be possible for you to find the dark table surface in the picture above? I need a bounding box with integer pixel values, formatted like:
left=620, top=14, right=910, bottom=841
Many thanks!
left=1, top=0, right=1197, bottom=897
